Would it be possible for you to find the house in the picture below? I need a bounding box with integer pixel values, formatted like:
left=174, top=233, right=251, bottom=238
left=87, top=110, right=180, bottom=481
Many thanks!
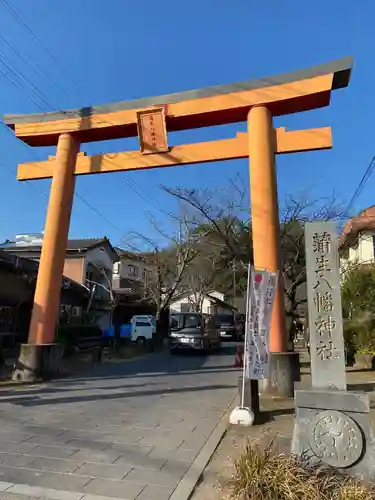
left=0, top=249, right=90, bottom=344
left=0, top=235, right=119, bottom=330
left=112, top=248, right=153, bottom=297
left=111, top=248, right=156, bottom=325
left=339, top=206, right=375, bottom=269
left=169, top=290, right=237, bottom=315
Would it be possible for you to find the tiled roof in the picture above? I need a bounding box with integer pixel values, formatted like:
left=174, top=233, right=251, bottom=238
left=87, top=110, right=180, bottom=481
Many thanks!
left=114, top=247, right=146, bottom=262
left=0, top=237, right=108, bottom=250
left=0, top=249, right=89, bottom=296
left=340, top=205, right=375, bottom=248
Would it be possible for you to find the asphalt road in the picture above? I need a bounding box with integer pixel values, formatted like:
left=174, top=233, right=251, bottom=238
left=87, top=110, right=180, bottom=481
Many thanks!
left=0, top=343, right=239, bottom=500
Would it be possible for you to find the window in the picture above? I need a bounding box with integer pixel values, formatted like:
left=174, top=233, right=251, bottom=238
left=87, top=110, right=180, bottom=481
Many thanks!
left=136, top=321, right=151, bottom=327
left=86, top=271, right=95, bottom=282
left=181, top=303, right=192, bottom=313
left=128, top=265, right=139, bottom=277
left=184, top=314, right=202, bottom=328
left=214, top=314, right=235, bottom=327
left=170, top=313, right=202, bottom=330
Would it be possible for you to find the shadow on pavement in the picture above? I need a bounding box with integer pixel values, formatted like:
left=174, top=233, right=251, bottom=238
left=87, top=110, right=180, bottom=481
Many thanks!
left=50, top=343, right=239, bottom=385
left=8, top=382, right=238, bottom=408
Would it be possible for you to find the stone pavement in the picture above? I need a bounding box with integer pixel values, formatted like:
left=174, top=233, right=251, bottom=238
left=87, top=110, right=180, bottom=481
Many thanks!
left=0, top=345, right=240, bottom=500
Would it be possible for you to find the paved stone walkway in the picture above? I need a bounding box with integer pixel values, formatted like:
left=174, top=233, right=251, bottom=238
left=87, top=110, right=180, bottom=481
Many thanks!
left=0, top=346, right=239, bottom=500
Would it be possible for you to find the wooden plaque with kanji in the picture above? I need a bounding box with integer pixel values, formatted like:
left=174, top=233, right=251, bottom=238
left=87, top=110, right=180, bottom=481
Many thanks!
left=137, top=107, right=169, bottom=154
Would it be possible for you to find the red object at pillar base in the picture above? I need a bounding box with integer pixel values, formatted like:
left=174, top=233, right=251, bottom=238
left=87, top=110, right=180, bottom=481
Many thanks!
left=234, top=345, right=244, bottom=368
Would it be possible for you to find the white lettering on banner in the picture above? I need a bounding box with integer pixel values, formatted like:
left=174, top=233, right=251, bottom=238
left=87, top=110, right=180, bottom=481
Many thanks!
left=245, top=266, right=278, bottom=380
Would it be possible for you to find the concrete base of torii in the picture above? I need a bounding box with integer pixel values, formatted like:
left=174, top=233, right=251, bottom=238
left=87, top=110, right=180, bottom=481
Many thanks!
left=12, top=344, right=64, bottom=382
left=258, top=352, right=301, bottom=398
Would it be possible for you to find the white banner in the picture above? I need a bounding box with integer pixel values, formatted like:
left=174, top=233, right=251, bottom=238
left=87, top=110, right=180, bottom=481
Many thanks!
left=245, top=266, right=278, bottom=380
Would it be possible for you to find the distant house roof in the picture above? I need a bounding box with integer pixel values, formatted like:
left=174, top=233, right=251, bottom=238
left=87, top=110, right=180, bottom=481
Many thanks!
left=339, top=205, right=375, bottom=249
left=206, top=294, right=237, bottom=311
left=113, top=247, right=146, bottom=262
left=0, top=236, right=119, bottom=262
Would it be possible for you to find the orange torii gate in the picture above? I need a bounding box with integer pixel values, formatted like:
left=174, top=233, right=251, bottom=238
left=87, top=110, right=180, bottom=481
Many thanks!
left=5, top=57, right=352, bottom=393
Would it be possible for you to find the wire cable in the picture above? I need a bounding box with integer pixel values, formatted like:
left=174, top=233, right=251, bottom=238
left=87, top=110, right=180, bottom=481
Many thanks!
left=344, top=155, right=375, bottom=217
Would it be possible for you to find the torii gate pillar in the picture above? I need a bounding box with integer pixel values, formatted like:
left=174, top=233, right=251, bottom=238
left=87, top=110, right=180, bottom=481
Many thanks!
left=248, top=106, right=299, bottom=396
left=14, top=134, right=80, bottom=382
left=248, top=106, right=286, bottom=351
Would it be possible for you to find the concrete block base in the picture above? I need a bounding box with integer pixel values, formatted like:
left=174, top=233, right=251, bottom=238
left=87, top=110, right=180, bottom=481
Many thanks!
left=258, top=351, right=300, bottom=397
left=292, top=389, right=375, bottom=479
left=13, top=343, right=64, bottom=382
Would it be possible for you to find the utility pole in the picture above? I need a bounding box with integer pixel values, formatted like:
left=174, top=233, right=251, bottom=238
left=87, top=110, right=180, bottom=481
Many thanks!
left=177, top=208, right=183, bottom=281
left=232, top=259, right=236, bottom=306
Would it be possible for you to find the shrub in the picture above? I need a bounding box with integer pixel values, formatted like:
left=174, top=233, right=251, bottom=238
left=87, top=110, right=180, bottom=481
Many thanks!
left=344, top=314, right=375, bottom=355
left=229, top=440, right=375, bottom=500
left=56, top=324, right=102, bottom=350
left=342, top=264, right=375, bottom=354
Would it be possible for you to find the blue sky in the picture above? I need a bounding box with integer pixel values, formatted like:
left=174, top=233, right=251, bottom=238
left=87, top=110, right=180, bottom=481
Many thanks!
left=0, top=0, right=372, bottom=247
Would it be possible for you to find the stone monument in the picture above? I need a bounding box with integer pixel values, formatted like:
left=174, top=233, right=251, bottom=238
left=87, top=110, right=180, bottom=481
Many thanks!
left=291, top=221, right=375, bottom=479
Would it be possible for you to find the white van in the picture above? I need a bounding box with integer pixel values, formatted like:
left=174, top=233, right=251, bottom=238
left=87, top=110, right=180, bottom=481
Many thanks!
left=130, top=315, right=156, bottom=344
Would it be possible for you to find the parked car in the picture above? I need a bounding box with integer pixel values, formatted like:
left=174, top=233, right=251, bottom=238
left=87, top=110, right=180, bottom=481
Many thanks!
left=169, top=312, right=220, bottom=353
left=214, top=313, right=239, bottom=341
left=129, top=315, right=156, bottom=344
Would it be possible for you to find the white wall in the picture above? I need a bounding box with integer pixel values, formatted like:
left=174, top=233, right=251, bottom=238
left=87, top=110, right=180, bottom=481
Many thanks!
left=86, top=246, right=116, bottom=274
left=345, top=231, right=375, bottom=266
left=359, top=232, right=374, bottom=263
left=170, top=295, right=213, bottom=314
left=169, top=292, right=230, bottom=315
left=207, top=290, right=225, bottom=301
left=113, top=255, right=153, bottom=287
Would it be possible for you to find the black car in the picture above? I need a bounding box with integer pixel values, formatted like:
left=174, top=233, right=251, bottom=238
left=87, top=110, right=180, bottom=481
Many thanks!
left=214, top=313, right=239, bottom=341
left=169, top=312, right=220, bottom=353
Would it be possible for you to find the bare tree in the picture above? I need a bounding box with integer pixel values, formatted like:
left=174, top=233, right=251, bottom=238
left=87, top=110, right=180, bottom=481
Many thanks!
left=85, top=263, right=119, bottom=326
left=127, top=218, right=198, bottom=333
left=180, top=241, right=222, bottom=313
left=162, top=176, right=251, bottom=266
left=161, top=180, right=345, bottom=338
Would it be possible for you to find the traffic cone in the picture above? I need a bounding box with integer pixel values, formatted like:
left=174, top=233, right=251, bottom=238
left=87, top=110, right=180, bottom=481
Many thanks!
left=234, top=344, right=244, bottom=367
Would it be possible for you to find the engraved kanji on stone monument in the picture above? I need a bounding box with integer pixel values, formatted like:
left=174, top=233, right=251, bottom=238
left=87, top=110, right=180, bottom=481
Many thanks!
left=305, top=221, right=346, bottom=390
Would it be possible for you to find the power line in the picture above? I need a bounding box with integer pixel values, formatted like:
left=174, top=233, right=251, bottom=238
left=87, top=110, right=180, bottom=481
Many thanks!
left=0, top=0, right=80, bottom=93
left=0, top=4, right=176, bottom=231
left=0, top=20, right=69, bottom=100
left=345, top=155, right=375, bottom=217
left=0, top=51, right=55, bottom=111
left=1, top=123, right=125, bottom=239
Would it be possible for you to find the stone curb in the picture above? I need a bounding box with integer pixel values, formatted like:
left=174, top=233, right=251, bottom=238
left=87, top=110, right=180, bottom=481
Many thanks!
left=169, top=393, right=239, bottom=500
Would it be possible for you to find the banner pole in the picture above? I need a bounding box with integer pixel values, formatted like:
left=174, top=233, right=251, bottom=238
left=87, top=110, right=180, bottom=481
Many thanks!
left=241, top=263, right=252, bottom=408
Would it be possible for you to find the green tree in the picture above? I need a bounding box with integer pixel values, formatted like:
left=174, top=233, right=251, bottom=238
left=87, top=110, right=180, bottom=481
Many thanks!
left=341, top=264, right=375, bottom=353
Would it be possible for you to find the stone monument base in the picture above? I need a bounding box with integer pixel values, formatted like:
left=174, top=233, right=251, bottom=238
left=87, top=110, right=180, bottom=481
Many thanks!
left=259, top=352, right=300, bottom=397
left=13, top=344, right=64, bottom=382
left=292, top=389, right=375, bottom=479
